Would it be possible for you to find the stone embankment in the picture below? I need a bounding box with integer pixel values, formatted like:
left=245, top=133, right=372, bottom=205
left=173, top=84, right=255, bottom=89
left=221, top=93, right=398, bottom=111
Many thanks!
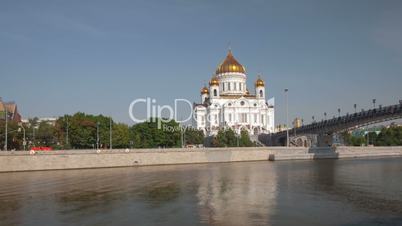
left=1, top=146, right=401, bottom=172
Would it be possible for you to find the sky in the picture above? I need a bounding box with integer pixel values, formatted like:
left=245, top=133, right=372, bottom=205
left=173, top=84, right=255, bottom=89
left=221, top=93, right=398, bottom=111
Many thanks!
left=1, top=0, right=402, bottom=125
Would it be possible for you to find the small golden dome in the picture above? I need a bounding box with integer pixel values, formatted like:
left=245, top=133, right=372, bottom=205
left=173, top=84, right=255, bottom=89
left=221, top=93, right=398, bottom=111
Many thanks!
left=201, top=86, right=209, bottom=94
left=215, top=50, right=246, bottom=74
left=255, top=77, right=265, bottom=87
left=209, top=76, right=219, bottom=86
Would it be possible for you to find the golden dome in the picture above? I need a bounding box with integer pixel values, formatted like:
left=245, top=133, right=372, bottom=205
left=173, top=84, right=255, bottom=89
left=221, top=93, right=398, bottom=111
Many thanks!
left=201, top=86, right=209, bottom=94
left=255, top=77, right=265, bottom=87
left=215, top=50, right=246, bottom=74
left=209, top=76, right=219, bottom=86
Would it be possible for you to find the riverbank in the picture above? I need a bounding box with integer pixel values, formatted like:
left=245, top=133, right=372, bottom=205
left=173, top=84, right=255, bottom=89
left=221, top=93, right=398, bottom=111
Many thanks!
left=1, top=146, right=402, bottom=172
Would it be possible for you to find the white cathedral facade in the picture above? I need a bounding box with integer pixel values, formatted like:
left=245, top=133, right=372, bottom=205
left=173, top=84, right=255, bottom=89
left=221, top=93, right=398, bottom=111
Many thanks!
left=193, top=50, right=275, bottom=136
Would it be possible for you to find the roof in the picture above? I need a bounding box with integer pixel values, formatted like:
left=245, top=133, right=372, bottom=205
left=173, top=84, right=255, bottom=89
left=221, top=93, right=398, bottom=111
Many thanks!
left=215, top=50, right=246, bottom=74
left=0, top=101, right=16, bottom=113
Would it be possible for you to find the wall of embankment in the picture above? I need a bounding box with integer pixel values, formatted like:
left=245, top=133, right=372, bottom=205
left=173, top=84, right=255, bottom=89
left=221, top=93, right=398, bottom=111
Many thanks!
left=1, top=146, right=402, bottom=172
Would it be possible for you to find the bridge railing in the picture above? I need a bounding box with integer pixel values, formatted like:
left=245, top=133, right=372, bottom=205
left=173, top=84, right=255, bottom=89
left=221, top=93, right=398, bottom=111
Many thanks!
left=277, top=103, right=402, bottom=136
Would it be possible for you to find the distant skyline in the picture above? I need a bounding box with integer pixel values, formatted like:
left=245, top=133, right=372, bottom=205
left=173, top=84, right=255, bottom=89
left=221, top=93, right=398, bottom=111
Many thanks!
left=1, top=0, right=402, bottom=125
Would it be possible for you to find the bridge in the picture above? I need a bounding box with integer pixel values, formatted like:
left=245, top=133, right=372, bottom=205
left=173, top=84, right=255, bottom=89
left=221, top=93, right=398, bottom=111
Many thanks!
left=260, top=102, right=402, bottom=147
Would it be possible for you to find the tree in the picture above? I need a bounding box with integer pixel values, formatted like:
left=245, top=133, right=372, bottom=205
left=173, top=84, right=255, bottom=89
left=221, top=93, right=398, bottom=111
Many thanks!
left=184, top=128, right=204, bottom=145
left=112, top=123, right=130, bottom=148
left=36, top=121, right=56, bottom=146
left=130, top=118, right=181, bottom=148
left=375, top=126, right=402, bottom=146
left=0, top=120, right=23, bottom=150
left=214, top=128, right=237, bottom=147
left=239, top=129, right=254, bottom=147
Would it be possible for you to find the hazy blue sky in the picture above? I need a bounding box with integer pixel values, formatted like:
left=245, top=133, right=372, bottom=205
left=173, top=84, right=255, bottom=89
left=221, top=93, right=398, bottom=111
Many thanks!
left=1, top=0, right=402, bottom=125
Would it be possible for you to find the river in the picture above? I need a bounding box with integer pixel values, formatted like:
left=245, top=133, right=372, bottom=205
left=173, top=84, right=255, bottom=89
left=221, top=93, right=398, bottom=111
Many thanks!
left=1, top=157, right=402, bottom=226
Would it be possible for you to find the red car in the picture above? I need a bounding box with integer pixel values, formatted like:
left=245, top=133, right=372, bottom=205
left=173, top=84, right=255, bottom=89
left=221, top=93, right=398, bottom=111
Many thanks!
left=31, top=146, right=53, bottom=151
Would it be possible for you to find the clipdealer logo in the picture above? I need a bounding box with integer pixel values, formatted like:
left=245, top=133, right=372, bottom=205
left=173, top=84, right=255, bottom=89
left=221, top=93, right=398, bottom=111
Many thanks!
left=128, top=97, right=193, bottom=129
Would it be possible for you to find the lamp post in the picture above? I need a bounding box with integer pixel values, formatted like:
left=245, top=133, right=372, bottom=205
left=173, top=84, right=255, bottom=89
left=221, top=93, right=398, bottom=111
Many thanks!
left=324, top=112, right=327, bottom=120
left=66, top=117, right=69, bottom=147
left=109, top=117, right=112, bottom=150
left=64, top=116, right=69, bottom=148
left=96, top=122, right=100, bottom=150
left=354, top=104, right=357, bottom=114
left=338, top=108, right=341, bottom=117
left=4, top=106, right=7, bottom=151
left=284, top=88, right=289, bottom=147
left=372, top=99, right=376, bottom=108
left=18, top=123, right=26, bottom=151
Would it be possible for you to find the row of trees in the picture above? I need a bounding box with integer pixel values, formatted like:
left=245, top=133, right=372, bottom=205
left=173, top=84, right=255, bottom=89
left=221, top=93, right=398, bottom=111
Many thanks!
left=211, top=128, right=255, bottom=147
left=0, top=113, right=206, bottom=150
left=342, top=126, right=402, bottom=146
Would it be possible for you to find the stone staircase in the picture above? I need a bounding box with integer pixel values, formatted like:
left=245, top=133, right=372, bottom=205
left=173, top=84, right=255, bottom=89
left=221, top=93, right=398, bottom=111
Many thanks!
left=250, top=135, right=265, bottom=147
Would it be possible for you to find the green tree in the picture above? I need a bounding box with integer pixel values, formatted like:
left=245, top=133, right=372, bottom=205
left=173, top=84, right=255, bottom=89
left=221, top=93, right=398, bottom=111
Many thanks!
left=184, top=128, right=204, bottom=145
left=36, top=121, right=56, bottom=146
left=130, top=118, right=181, bottom=148
left=112, top=123, right=130, bottom=148
left=0, top=120, right=23, bottom=150
left=214, top=128, right=237, bottom=147
left=239, top=129, right=254, bottom=147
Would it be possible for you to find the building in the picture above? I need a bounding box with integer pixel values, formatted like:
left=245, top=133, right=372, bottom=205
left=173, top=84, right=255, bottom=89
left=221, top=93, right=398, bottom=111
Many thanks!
left=21, top=117, right=58, bottom=127
left=293, top=117, right=302, bottom=128
left=193, top=50, right=275, bottom=136
left=0, top=97, right=22, bottom=122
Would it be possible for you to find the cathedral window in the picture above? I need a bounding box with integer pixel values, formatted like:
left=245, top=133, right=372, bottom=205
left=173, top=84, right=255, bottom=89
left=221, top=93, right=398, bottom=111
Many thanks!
left=259, top=90, right=263, bottom=97
left=229, top=114, right=232, bottom=122
left=213, top=89, right=217, bottom=96
left=223, top=83, right=225, bottom=91
left=228, top=83, right=231, bottom=91
left=254, top=113, right=257, bottom=123
left=240, top=113, right=247, bottom=123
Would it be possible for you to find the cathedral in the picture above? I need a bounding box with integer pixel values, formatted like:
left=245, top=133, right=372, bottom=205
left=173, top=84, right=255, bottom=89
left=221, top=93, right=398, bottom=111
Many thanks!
left=193, top=50, right=275, bottom=136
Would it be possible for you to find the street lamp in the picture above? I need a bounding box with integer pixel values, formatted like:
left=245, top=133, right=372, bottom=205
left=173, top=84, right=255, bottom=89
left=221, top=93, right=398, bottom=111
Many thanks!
left=65, top=117, right=69, bottom=147
left=284, top=88, right=289, bottom=147
left=324, top=112, right=327, bottom=120
left=109, top=117, right=112, bottom=150
left=18, top=123, right=26, bottom=151
left=96, top=121, right=100, bottom=150
left=4, top=106, right=7, bottom=151
left=372, top=99, right=376, bottom=108
left=354, top=104, right=357, bottom=114
left=338, top=108, right=341, bottom=117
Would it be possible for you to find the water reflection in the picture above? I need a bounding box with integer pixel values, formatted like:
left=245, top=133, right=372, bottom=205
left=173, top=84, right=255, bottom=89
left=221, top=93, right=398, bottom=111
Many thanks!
left=0, top=158, right=401, bottom=226
left=196, top=163, right=277, bottom=225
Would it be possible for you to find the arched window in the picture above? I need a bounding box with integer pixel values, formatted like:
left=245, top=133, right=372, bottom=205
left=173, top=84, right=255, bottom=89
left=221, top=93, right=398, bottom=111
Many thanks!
left=214, top=89, right=217, bottom=96
left=259, top=90, right=263, bottom=97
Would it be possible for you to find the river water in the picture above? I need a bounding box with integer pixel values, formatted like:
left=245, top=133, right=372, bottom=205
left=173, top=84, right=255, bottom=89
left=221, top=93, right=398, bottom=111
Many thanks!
left=0, top=157, right=402, bottom=226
